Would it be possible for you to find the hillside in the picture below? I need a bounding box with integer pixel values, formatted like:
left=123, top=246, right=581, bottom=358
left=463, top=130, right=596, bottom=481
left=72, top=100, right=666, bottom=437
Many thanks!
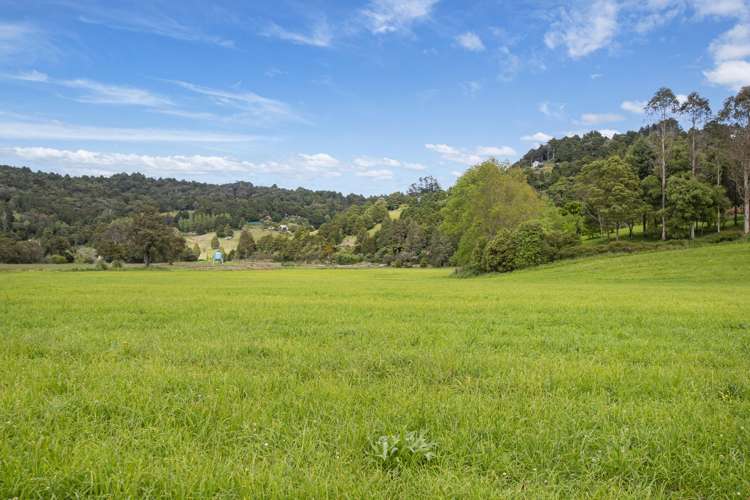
left=0, top=165, right=367, bottom=238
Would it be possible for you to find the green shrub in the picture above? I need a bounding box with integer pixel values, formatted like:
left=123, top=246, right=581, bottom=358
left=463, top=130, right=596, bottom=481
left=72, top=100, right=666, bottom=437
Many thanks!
left=334, top=252, right=363, bottom=265
left=95, top=259, right=109, bottom=271
left=703, top=232, right=741, bottom=244
left=46, top=254, right=68, bottom=264
left=482, top=230, right=513, bottom=273
left=111, top=259, right=123, bottom=269
left=481, top=222, right=554, bottom=273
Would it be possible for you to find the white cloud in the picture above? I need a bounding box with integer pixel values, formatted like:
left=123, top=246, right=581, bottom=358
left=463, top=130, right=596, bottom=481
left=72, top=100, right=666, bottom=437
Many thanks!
left=691, top=0, right=748, bottom=18
left=598, top=129, right=619, bottom=138
left=544, top=0, right=618, bottom=58
left=538, top=101, right=566, bottom=118
left=425, top=143, right=516, bottom=164
left=3, top=146, right=289, bottom=176
left=0, top=119, right=262, bottom=143
left=262, top=22, right=332, bottom=47
left=709, top=24, right=750, bottom=61
left=580, top=112, right=624, bottom=124
left=704, top=59, right=750, bottom=89
left=362, top=0, right=438, bottom=34
left=354, top=156, right=426, bottom=171
left=590, top=73, right=604, bottom=79
left=355, top=169, right=394, bottom=179
left=476, top=146, right=517, bottom=156
left=451, top=170, right=464, bottom=177
left=298, top=153, right=340, bottom=168
left=521, top=132, right=553, bottom=142
left=621, top=100, right=646, bottom=114
left=456, top=32, right=485, bottom=51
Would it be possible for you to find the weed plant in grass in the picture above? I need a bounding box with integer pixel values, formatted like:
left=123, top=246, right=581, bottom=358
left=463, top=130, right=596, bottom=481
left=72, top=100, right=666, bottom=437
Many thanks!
left=1, top=242, right=749, bottom=497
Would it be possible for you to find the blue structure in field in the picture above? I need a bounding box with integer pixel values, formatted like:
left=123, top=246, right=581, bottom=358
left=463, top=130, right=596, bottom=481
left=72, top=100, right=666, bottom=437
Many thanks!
left=213, top=250, right=224, bottom=264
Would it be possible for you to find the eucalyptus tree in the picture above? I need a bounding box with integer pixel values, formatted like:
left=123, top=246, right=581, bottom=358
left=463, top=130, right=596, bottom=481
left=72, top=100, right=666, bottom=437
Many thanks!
left=646, top=87, right=680, bottom=240
left=719, top=86, right=750, bottom=234
left=680, top=92, right=712, bottom=176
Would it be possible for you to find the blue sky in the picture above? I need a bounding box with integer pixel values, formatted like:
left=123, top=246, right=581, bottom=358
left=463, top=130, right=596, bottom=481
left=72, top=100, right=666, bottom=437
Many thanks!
left=0, top=0, right=749, bottom=194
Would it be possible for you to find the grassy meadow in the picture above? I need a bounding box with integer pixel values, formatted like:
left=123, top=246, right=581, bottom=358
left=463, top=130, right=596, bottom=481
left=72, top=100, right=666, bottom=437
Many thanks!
left=1, top=242, right=749, bottom=497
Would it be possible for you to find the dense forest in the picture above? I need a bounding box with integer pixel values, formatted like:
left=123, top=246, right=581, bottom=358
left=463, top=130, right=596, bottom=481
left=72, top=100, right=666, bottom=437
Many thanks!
left=1, top=86, right=748, bottom=269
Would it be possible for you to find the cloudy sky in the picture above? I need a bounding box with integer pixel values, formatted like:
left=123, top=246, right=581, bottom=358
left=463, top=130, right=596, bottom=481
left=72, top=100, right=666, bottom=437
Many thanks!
left=0, top=0, right=748, bottom=194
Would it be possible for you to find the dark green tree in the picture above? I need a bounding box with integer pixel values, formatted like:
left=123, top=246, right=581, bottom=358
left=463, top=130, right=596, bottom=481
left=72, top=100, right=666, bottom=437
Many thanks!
left=236, top=229, right=256, bottom=259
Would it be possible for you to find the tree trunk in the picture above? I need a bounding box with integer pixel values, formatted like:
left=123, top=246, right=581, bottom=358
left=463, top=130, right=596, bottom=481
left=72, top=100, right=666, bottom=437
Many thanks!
left=691, top=129, right=696, bottom=175
left=717, top=166, right=722, bottom=233
left=642, top=214, right=647, bottom=237
left=744, top=161, right=749, bottom=235
left=615, top=223, right=620, bottom=241
left=690, top=223, right=695, bottom=240
left=628, top=223, right=633, bottom=239
left=661, top=123, right=667, bottom=241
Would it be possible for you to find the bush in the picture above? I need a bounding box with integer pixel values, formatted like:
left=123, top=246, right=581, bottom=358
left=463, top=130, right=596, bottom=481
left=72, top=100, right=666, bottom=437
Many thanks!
left=703, top=231, right=742, bottom=244
left=46, top=254, right=68, bottom=264
left=334, top=252, right=363, bottom=265
left=74, top=246, right=98, bottom=264
left=0, top=237, right=44, bottom=263
left=481, top=222, right=554, bottom=273
left=95, top=258, right=109, bottom=270
left=111, top=259, right=123, bottom=269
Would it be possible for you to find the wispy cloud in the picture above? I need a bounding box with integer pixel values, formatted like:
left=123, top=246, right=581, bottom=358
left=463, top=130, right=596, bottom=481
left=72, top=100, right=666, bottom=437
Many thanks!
left=538, top=101, right=566, bottom=119
left=168, top=80, right=307, bottom=125
left=355, top=169, right=394, bottom=179
left=455, top=32, right=485, bottom=51
left=0, top=22, right=57, bottom=63
left=354, top=156, right=426, bottom=170
left=544, top=0, right=618, bottom=58
left=2, top=146, right=280, bottom=176
left=0, top=118, right=264, bottom=143
left=425, top=143, right=516, bottom=165
left=262, top=21, right=332, bottom=47
left=5, top=71, right=174, bottom=107
left=579, top=112, right=624, bottom=125
left=70, top=4, right=234, bottom=48
left=361, top=0, right=438, bottom=34
left=460, top=80, right=482, bottom=97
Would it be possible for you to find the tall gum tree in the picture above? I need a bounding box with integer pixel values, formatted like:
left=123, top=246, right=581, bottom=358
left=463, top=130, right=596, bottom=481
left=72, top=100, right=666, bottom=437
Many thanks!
left=646, top=87, right=679, bottom=240
left=719, top=87, right=750, bottom=235
left=679, top=92, right=711, bottom=240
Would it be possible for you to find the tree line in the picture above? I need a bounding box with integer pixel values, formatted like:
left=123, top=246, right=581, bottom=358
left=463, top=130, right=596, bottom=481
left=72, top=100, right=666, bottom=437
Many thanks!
left=1, top=86, right=748, bottom=268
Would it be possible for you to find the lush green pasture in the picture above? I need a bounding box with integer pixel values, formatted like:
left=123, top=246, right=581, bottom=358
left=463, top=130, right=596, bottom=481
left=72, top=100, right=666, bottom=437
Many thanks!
left=1, top=243, right=749, bottom=497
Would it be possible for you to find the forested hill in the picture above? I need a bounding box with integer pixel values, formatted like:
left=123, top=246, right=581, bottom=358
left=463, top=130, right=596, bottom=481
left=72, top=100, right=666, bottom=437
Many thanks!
left=0, top=165, right=366, bottom=239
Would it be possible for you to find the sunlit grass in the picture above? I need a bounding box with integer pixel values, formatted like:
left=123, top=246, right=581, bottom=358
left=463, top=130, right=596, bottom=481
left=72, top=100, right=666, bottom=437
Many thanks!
left=1, top=242, right=748, bottom=497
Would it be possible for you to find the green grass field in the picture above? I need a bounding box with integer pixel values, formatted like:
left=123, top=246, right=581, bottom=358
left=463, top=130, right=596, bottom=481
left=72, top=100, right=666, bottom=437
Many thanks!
left=1, top=243, right=749, bottom=497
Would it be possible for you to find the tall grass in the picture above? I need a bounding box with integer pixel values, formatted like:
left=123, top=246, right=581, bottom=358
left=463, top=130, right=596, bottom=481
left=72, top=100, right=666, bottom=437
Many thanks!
left=1, top=242, right=748, bottom=497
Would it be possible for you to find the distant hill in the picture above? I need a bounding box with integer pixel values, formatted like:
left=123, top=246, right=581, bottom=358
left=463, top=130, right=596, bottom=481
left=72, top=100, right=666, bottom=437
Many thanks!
left=0, top=165, right=368, bottom=242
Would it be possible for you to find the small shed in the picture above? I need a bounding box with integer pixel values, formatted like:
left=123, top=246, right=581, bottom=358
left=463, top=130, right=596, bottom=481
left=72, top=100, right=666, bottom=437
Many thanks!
left=212, top=250, right=224, bottom=264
